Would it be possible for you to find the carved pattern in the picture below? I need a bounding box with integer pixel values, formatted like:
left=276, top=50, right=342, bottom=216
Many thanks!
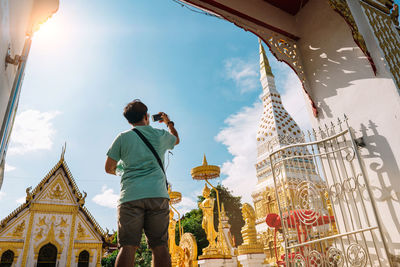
left=326, top=246, right=344, bottom=267
left=34, top=216, right=68, bottom=244
left=346, top=243, right=367, bottom=267
left=46, top=183, right=67, bottom=200
left=293, top=254, right=307, bottom=266
left=328, top=0, right=377, bottom=74
left=295, top=181, right=324, bottom=225
left=309, top=250, right=324, bottom=266
left=179, top=233, right=198, bottom=267
left=7, top=220, right=25, bottom=238
left=362, top=2, right=400, bottom=91
left=76, top=222, right=89, bottom=239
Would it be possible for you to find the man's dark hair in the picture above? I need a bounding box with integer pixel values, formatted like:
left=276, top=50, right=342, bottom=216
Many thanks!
left=123, top=100, right=148, bottom=124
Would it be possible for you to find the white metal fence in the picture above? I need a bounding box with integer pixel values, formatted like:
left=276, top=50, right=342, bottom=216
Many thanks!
left=269, top=117, right=391, bottom=267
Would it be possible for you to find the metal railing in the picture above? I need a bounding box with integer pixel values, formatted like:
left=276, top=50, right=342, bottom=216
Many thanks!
left=268, top=117, right=391, bottom=267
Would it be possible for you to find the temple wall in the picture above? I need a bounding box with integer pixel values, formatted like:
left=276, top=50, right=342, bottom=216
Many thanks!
left=296, top=0, right=400, bottom=256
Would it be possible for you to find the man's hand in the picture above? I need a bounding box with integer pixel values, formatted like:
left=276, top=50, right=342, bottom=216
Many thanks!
left=159, top=112, right=171, bottom=125
left=159, top=112, right=179, bottom=145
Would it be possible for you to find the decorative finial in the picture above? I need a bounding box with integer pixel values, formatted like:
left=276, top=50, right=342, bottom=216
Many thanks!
left=61, top=142, right=66, bottom=161
left=259, top=39, right=274, bottom=78
left=203, top=154, right=208, bottom=166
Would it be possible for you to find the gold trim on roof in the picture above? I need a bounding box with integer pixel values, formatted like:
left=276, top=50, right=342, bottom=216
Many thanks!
left=0, top=158, right=109, bottom=244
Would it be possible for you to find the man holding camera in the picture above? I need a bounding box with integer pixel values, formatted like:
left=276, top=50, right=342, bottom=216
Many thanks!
left=105, top=99, right=179, bottom=267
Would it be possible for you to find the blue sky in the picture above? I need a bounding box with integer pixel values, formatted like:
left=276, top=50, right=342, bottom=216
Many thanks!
left=0, top=0, right=364, bottom=231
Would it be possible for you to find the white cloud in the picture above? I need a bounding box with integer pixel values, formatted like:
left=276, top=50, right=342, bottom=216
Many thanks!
left=92, top=185, right=119, bottom=209
left=8, top=109, right=60, bottom=155
left=0, top=192, right=6, bottom=201
left=16, top=196, right=25, bottom=204
left=174, top=196, right=197, bottom=217
left=215, top=102, right=262, bottom=203
left=225, top=58, right=258, bottom=93
left=5, top=164, right=16, bottom=172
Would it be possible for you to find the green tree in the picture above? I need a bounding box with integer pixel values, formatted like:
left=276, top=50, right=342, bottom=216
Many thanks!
left=200, top=184, right=245, bottom=246
left=135, top=233, right=153, bottom=266
left=101, top=250, right=118, bottom=267
left=177, top=208, right=207, bottom=256
left=101, top=232, right=152, bottom=267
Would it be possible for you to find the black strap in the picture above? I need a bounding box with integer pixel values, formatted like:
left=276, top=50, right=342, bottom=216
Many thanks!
left=132, top=128, right=168, bottom=188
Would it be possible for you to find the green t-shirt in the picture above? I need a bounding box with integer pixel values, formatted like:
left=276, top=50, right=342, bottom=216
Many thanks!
left=107, top=125, right=176, bottom=204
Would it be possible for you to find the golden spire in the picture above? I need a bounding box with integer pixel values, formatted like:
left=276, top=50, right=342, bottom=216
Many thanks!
left=203, top=154, right=208, bottom=166
left=259, top=38, right=274, bottom=78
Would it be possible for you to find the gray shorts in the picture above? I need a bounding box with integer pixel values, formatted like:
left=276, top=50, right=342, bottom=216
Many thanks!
left=117, top=198, right=169, bottom=248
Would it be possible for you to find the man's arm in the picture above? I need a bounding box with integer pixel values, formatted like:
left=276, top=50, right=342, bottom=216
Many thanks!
left=161, top=113, right=179, bottom=145
left=105, top=157, right=117, bottom=175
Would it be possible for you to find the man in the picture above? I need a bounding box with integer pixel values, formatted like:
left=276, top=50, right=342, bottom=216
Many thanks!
left=105, top=99, right=179, bottom=267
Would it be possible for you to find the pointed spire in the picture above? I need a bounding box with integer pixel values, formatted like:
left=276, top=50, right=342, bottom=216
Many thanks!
left=60, top=142, right=66, bottom=161
left=256, top=40, right=303, bottom=148
left=259, top=38, right=274, bottom=78
left=202, top=154, right=208, bottom=166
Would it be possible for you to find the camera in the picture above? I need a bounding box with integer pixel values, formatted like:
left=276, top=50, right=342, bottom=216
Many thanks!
left=152, top=114, right=163, bottom=122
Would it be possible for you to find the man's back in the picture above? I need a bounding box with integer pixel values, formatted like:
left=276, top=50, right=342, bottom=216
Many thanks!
left=107, top=125, right=176, bottom=204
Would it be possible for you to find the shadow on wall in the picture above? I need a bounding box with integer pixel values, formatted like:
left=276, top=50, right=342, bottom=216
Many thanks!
left=297, top=0, right=393, bottom=119
left=359, top=120, right=400, bottom=258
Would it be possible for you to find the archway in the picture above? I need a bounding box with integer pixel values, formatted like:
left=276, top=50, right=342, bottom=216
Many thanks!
left=37, top=243, right=57, bottom=267
left=77, top=250, right=90, bottom=267
left=0, top=250, right=14, bottom=267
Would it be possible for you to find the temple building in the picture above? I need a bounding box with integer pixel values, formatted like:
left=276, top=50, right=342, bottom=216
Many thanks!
left=0, top=155, right=110, bottom=266
left=251, top=41, right=326, bottom=264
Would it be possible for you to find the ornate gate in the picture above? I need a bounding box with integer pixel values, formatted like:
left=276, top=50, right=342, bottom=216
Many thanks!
left=269, top=117, right=391, bottom=266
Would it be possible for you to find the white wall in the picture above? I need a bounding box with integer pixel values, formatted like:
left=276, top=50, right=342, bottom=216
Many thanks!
left=296, top=0, right=400, bottom=258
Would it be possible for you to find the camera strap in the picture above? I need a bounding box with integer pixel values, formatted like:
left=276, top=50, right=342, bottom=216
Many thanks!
left=132, top=128, right=169, bottom=189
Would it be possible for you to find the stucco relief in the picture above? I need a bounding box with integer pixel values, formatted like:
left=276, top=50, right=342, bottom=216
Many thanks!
left=35, top=173, right=75, bottom=204
left=74, top=215, right=99, bottom=241
left=0, top=211, right=29, bottom=240
left=32, top=214, right=71, bottom=252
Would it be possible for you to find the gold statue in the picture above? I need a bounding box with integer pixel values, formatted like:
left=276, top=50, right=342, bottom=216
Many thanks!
left=169, top=209, right=183, bottom=266
left=238, top=203, right=264, bottom=255
left=169, top=209, right=177, bottom=254
left=168, top=186, right=198, bottom=267
left=199, top=184, right=218, bottom=251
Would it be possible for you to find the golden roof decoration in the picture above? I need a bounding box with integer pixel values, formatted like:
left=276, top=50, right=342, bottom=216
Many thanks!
left=169, top=191, right=182, bottom=205
left=191, top=155, right=220, bottom=180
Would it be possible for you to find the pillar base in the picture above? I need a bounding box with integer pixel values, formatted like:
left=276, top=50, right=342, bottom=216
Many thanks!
left=238, top=253, right=267, bottom=267
left=198, top=257, right=237, bottom=267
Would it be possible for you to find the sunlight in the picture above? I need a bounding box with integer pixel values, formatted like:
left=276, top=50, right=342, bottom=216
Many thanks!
left=32, top=16, right=63, bottom=43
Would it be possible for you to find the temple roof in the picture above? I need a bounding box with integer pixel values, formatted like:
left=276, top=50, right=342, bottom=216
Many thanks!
left=0, top=157, right=111, bottom=244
